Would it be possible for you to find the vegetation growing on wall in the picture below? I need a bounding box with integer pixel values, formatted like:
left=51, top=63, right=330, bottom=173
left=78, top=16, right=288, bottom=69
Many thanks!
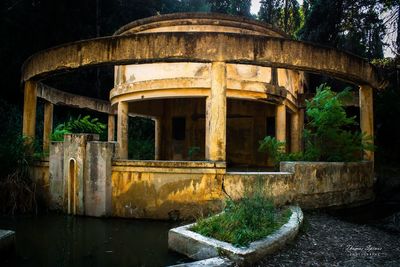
left=192, top=191, right=291, bottom=247
left=51, top=115, right=107, bottom=141
left=259, top=84, right=374, bottom=164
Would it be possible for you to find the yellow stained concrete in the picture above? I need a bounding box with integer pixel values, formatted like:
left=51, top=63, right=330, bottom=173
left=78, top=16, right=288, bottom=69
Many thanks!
left=111, top=161, right=224, bottom=219
left=206, top=62, right=227, bottom=161
left=276, top=104, right=286, bottom=151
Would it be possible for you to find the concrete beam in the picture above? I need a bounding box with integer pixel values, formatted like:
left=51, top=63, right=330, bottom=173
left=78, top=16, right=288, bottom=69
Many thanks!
left=37, top=83, right=112, bottom=114
left=22, top=33, right=384, bottom=89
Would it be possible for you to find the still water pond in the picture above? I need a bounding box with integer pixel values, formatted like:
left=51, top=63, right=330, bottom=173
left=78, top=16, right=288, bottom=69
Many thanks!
left=0, top=214, right=190, bottom=267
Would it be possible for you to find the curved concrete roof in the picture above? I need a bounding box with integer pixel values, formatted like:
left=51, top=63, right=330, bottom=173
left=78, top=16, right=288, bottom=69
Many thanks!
left=113, top=12, right=288, bottom=38
left=22, top=32, right=384, bottom=89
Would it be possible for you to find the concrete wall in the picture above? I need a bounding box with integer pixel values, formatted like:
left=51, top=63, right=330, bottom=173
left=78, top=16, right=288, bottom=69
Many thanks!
left=30, top=159, right=50, bottom=204
left=111, top=160, right=225, bottom=220
left=49, top=142, right=64, bottom=209
left=85, top=142, right=115, bottom=217
left=46, top=134, right=115, bottom=216
left=280, top=161, right=375, bottom=208
left=33, top=150, right=375, bottom=219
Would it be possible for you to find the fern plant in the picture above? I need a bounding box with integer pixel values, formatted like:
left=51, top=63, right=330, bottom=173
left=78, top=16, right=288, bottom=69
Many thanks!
left=51, top=115, right=106, bottom=141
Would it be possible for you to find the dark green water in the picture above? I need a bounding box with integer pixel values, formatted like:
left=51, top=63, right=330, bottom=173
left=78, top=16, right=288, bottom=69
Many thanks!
left=0, top=214, right=191, bottom=267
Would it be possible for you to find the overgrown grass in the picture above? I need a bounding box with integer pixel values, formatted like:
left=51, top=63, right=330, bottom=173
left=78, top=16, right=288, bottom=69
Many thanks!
left=191, top=193, right=291, bottom=247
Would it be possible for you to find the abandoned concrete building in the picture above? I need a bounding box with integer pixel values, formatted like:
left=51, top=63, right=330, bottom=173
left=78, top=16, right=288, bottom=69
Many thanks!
left=22, top=13, right=383, bottom=219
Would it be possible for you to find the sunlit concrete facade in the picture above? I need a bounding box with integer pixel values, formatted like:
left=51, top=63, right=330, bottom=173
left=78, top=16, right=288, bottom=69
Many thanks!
left=23, top=13, right=381, bottom=219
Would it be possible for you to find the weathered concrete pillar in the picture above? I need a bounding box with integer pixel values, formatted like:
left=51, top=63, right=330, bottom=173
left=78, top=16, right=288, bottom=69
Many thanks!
left=359, top=85, right=374, bottom=161
left=276, top=104, right=286, bottom=152
left=85, top=141, right=115, bottom=217
left=298, top=109, right=305, bottom=152
left=205, top=62, right=227, bottom=161
left=63, top=134, right=99, bottom=215
left=155, top=117, right=161, bottom=160
left=108, top=114, right=115, bottom=142
left=290, top=111, right=300, bottom=153
left=117, top=101, right=129, bottom=159
left=43, top=102, right=54, bottom=152
left=49, top=141, right=64, bottom=210
left=22, top=80, right=38, bottom=142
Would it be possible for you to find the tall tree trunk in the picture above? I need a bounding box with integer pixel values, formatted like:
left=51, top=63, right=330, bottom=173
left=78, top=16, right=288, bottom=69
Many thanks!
left=284, top=0, right=289, bottom=33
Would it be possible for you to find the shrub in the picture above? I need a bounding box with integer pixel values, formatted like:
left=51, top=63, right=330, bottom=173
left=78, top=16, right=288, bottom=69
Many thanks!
left=51, top=115, right=106, bottom=141
left=191, top=191, right=291, bottom=247
left=0, top=100, right=37, bottom=215
left=259, top=84, right=374, bottom=164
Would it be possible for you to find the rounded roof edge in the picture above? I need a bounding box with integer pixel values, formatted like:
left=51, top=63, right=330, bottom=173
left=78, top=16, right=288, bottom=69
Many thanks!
left=113, top=12, right=289, bottom=38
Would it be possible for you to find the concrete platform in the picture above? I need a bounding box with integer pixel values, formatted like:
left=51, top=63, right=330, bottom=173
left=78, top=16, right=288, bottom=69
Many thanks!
left=168, top=257, right=233, bottom=267
left=168, top=206, right=303, bottom=266
left=0, top=229, right=16, bottom=256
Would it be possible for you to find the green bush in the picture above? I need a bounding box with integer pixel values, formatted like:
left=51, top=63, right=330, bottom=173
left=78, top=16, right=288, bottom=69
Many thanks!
left=51, top=115, right=106, bottom=141
left=304, top=84, right=373, bottom=161
left=191, top=192, right=291, bottom=247
left=259, top=84, right=374, bottom=164
left=0, top=100, right=37, bottom=215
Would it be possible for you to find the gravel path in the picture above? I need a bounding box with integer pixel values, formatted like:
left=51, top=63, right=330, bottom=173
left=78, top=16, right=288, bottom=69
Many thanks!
left=256, top=212, right=400, bottom=267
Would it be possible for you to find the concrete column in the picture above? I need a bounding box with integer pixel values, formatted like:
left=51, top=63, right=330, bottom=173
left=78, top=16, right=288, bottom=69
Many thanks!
left=117, top=101, right=129, bottom=159
left=298, top=109, right=305, bottom=152
left=22, top=80, right=38, bottom=142
left=359, top=85, right=374, bottom=161
left=290, top=111, right=300, bottom=153
left=276, top=104, right=286, bottom=152
left=205, top=62, right=227, bottom=161
left=108, top=114, right=115, bottom=142
left=155, top=118, right=161, bottom=160
left=43, top=102, right=54, bottom=152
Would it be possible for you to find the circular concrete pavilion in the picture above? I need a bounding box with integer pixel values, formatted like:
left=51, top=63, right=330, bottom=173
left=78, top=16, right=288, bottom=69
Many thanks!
left=22, top=13, right=381, bottom=165
left=22, top=13, right=382, bottom=218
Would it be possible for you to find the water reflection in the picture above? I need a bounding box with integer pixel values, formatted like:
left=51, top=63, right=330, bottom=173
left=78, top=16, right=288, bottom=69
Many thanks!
left=0, top=214, right=190, bottom=267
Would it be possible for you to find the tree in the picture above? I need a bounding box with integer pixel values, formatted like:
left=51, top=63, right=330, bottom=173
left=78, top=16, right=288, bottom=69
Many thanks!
left=208, top=0, right=252, bottom=17
left=298, top=0, right=386, bottom=60
left=258, top=0, right=301, bottom=36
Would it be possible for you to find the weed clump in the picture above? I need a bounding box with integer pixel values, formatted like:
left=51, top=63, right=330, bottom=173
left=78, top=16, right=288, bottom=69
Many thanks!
left=191, top=193, right=291, bottom=247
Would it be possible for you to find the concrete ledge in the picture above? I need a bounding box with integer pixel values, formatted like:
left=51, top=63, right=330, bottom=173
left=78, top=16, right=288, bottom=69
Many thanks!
left=0, top=229, right=15, bottom=257
left=168, top=257, right=233, bottom=267
left=168, top=206, right=303, bottom=266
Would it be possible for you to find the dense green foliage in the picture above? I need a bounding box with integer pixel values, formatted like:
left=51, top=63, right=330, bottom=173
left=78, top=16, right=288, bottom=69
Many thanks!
left=0, top=100, right=37, bottom=215
left=258, top=0, right=301, bottom=36
left=128, top=117, right=155, bottom=160
left=259, top=85, right=373, bottom=164
left=51, top=115, right=106, bottom=141
left=304, top=84, right=374, bottom=161
left=192, top=192, right=291, bottom=247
